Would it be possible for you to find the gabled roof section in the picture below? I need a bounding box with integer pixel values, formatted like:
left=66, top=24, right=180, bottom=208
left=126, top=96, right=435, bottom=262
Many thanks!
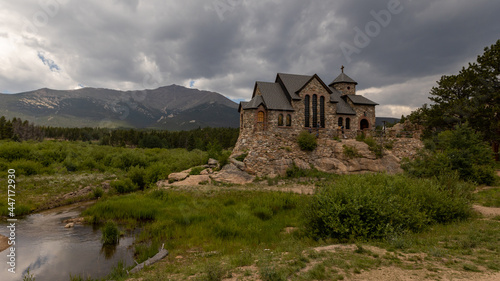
left=329, top=72, right=358, bottom=86
left=295, top=74, right=333, bottom=96
left=334, top=92, right=357, bottom=115
left=346, top=95, right=379, bottom=106
left=276, top=73, right=312, bottom=100
left=242, top=95, right=265, bottom=110
left=328, top=87, right=342, bottom=103
left=238, top=101, right=249, bottom=112
left=257, top=82, right=294, bottom=111
left=243, top=82, right=294, bottom=111
left=329, top=88, right=356, bottom=115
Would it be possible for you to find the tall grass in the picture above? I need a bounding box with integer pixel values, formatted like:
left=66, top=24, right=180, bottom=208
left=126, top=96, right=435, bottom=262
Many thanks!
left=83, top=189, right=306, bottom=263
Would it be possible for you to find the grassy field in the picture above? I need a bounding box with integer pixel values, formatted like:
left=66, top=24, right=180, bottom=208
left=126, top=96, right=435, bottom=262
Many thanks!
left=0, top=140, right=208, bottom=215
left=79, top=174, right=499, bottom=281
left=1, top=140, right=499, bottom=280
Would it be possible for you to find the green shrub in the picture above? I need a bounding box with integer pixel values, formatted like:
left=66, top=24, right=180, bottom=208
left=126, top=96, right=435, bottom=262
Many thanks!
left=218, top=150, right=231, bottom=167
left=189, top=166, right=205, bottom=175
left=101, top=221, right=119, bottom=245
left=402, top=124, right=495, bottom=185
left=297, top=131, right=317, bottom=151
left=304, top=174, right=474, bottom=240
left=92, top=186, right=104, bottom=198
left=11, top=159, right=44, bottom=176
left=144, top=163, right=170, bottom=187
left=342, top=145, right=361, bottom=159
left=128, top=165, right=146, bottom=189
left=235, top=153, right=248, bottom=162
left=362, top=137, right=383, bottom=158
left=110, top=178, right=138, bottom=194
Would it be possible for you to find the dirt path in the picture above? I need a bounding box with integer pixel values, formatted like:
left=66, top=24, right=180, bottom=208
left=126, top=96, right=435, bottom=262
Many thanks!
left=473, top=204, right=500, bottom=217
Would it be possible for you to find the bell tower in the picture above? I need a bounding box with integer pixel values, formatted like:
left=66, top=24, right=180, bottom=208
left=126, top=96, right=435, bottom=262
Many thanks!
left=329, top=66, right=358, bottom=95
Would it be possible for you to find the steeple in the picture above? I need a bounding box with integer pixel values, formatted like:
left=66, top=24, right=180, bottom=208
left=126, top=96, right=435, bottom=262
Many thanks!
left=329, top=66, right=357, bottom=95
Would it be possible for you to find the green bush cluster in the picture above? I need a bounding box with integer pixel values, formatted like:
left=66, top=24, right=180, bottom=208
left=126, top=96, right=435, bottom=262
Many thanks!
left=110, top=178, right=138, bottom=194
left=342, top=145, right=362, bottom=159
left=297, top=131, right=317, bottom=151
left=402, top=124, right=496, bottom=185
left=101, top=221, right=120, bottom=245
left=304, top=174, right=474, bottom=240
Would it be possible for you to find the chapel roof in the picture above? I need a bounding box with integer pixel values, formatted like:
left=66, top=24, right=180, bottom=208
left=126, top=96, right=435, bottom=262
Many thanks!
left=329, top=66, right=358, bottom=86
left=276, top=73, right=312, bottom=100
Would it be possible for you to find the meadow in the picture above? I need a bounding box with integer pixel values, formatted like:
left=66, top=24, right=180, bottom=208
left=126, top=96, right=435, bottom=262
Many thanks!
left=0, top=140, right=209, bottom=215
left=0, top=140, right=498, bottom=280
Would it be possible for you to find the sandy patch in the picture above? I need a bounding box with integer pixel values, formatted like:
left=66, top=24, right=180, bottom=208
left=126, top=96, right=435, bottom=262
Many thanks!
left=0, top=234, right=9, bottom=252
left=473, top=204, right=500, bottom=217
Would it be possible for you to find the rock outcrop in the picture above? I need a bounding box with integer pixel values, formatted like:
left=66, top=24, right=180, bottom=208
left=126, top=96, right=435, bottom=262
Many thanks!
left=232, top=132, right=423, bottom=177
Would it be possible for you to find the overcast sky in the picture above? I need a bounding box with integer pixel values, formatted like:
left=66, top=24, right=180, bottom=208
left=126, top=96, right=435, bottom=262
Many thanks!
left=1, top=0, right=499, bottom=117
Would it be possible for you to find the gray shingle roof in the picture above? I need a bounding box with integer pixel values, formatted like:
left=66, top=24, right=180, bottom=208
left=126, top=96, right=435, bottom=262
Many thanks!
left=256, top=82, right=294, bottom=111
left=329, top=88, right=356, bottom=115
left=329, top=72, right=358, bottom=86
left=346, top=95, right=378, bottom=105
left=329, top=87, right=342, bottom=103
left=276, top=73, right=312, bottom=100
left=242, top=95, right=264, bottom=109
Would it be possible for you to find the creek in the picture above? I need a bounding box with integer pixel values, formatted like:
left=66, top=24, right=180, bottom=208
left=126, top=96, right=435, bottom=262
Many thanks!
left=0, top=201, right=135, bottom=281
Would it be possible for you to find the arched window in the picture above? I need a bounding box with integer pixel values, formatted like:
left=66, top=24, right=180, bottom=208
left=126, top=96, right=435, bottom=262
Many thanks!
left=320, top=96, right=325, bottom=128
left=360, top=119, right=369, bottom=130
left=338, top=117, right=343, bottom=127
left=312, top=94, right=318, bottom=127
left=257, top=111, right=265, bottom=131
left=278, top=114, right=283, bottom=126
left=286, top=114, right=292, bottom=126
left=346, top=118, right=350, bottom=129
left=304, top=95, right=310, bottom=127
left=258, top=111, right=264, bottom=122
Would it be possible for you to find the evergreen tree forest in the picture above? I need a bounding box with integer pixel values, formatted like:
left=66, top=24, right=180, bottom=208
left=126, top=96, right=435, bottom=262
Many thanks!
left=0, top=115, right=239, bottom=150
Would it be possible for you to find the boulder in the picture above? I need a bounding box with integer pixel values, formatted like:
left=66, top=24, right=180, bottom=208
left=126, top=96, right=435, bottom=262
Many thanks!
left=65, top=223, right=74, bottom=228
left=170, top=175, right=211, bottom=186
left=200, top=168, right=213, bottom=175
left=208, top=158, right=219, bottom=167
left=229, top=158, right=246, bottom=171
left=168, top=172, right=189, bottom=182
left=210, top=163, right=255, bottom=185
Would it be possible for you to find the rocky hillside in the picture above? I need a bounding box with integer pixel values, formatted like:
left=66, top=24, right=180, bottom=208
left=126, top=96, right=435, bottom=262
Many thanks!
left=231, top=133, right=423, bottom=177
left=0, top=85, right=239, bottom=130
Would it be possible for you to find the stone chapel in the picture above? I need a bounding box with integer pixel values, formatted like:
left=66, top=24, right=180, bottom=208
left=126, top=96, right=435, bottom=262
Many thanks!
left=238, top=67, right=378, bottom=139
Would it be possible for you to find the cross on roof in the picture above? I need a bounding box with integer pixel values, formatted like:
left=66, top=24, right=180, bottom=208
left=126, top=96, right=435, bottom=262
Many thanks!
left=341, top=65, right=344, bottom=73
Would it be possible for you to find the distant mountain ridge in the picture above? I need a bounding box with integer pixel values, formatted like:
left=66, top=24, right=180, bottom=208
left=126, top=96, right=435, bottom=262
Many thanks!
left=0, top=85, right=239, bottom=130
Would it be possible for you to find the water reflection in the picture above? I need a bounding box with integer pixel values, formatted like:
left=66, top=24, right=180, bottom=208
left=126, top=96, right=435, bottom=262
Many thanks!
left=0, top=202, right=135, bottom=281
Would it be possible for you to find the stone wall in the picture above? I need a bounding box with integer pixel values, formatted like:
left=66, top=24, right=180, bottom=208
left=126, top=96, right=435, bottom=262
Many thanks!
left=332, top=82, right=356, bottom=95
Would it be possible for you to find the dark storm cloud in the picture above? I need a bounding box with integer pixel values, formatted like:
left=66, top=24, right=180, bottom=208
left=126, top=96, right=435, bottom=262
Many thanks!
left=1, top=0, right=499, bottom=116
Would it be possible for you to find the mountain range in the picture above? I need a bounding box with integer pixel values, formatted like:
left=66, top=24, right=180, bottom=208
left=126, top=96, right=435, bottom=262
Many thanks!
left=0, top=85, right=240, bottom=130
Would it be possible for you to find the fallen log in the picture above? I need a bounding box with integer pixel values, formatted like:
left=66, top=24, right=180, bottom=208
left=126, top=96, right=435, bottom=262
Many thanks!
left=129, top=244, right=169, bottom=274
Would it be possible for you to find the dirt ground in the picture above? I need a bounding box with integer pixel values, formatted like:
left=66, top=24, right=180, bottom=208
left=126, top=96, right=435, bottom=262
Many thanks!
left=0, top=234, right=9, bottom=252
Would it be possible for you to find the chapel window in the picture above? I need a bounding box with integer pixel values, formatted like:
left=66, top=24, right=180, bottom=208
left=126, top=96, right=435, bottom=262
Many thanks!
left=304, top=95, right=310, bottom=127
left=278, top=114, right=284, bottom=126
left=258, top=111, right=264, bottom=122
left=338, top=117, right=343, bottom=127
left=346, top=118, right=350, bottom=129
left=312, top=94, right=318, bottom=128
left=286, top=114, right=292, bottom=126
left=320, top=96, right=325, bottom=128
